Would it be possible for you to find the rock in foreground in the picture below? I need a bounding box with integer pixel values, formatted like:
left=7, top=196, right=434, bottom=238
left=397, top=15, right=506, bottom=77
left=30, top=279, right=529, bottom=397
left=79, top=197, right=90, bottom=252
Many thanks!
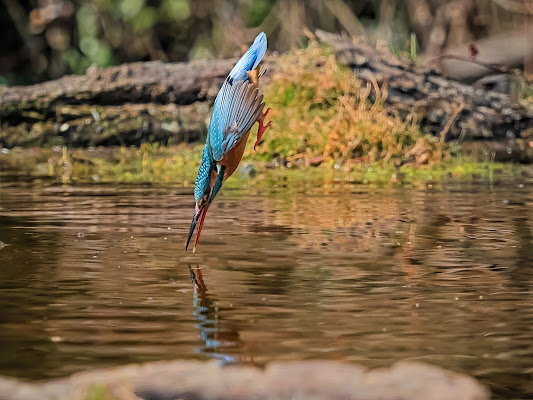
left=0, top=360, right=489, bottom=400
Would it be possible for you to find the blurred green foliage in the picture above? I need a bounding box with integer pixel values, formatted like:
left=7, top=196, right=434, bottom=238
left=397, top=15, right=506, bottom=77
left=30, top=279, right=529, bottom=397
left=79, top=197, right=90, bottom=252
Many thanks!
left=2, top=0, right=531, bottom=85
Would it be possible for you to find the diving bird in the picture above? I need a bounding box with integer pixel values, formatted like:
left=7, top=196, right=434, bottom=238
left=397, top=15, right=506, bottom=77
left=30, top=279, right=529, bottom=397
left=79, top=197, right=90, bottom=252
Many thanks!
left=185, top=32, right=271, bottom=253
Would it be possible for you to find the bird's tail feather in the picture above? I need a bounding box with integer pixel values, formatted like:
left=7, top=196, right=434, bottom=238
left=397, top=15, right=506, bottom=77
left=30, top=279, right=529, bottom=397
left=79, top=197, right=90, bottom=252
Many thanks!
left=229, top=32, right=267, bottom=82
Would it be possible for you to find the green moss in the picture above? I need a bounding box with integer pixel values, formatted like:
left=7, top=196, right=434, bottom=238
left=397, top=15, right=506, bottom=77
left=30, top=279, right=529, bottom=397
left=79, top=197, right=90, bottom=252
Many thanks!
left=2, top=43, right=528, bottom=187
left=251, top=41, right=443, bottom=168
left=85, top=384, right=108, bottom=400
left=246, top=0, right=272, bottom=27
left=0, top=146, right=523, bottom=188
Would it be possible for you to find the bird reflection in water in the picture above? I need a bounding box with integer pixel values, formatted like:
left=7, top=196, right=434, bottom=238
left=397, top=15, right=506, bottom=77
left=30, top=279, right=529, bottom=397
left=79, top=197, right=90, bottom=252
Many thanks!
left=188, top=266, right=255, bottom=366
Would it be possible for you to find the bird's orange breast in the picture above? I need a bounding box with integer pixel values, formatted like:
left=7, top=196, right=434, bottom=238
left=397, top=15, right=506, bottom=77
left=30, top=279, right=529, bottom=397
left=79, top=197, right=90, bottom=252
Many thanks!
left=217, top=65, right=261, bottom=182
left=219, top=130, right=251, bottom=180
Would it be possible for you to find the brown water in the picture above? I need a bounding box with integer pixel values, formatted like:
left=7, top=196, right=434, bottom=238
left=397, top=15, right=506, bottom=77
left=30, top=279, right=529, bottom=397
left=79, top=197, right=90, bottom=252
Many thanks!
left=0, top=171, right=532, bottom=399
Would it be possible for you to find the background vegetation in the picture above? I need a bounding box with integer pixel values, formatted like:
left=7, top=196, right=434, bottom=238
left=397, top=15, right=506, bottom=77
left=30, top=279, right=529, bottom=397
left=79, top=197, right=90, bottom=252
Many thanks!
left=1, top=0, right=532, bottom=183
left=2, top=0, right=532, bottom=85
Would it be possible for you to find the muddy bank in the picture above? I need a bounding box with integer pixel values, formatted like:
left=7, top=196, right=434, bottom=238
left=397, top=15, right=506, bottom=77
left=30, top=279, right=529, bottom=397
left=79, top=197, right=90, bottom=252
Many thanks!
left=0, top=360, right=489, bottom=400
left=1, top=145, right=528, bottom=185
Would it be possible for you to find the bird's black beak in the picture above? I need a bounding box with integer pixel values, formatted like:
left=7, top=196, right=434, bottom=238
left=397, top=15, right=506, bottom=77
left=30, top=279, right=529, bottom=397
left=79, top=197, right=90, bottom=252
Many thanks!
left=185, top=213, right=198, bottom=252
left=185, top=203, right=210, bottom=253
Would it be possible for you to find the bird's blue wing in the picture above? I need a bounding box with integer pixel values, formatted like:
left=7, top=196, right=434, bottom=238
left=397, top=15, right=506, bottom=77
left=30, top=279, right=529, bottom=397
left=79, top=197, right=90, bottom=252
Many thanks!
left=210, top=79, right=264, bottom=161
left=207, top=32, right=268, bottom=161
left=228, top=32, right=267, bottom=82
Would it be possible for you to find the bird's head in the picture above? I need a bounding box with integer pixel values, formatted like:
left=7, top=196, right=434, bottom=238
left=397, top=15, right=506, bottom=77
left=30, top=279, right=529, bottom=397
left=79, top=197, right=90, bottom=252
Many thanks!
left=185, top=161, right=224, bottom=253
left=185, top=178, right=211, bottom=253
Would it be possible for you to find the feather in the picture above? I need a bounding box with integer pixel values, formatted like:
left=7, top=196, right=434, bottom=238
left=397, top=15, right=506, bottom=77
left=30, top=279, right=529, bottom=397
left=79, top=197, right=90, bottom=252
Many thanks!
left=206, top=32, right=268, bottom=163
left=229, top=32, right=267, bottom=82
left=189, top=32, right=269, bottom=254
left=210, top=80, right=264, bottom=161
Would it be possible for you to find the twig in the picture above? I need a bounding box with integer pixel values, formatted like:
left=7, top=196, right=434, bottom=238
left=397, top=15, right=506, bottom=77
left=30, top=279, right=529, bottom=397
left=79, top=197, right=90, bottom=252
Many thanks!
left=437, top=101, right=465, bottom=160
left=441, top=102, right=465, bottom=142
left=426, top=54, right=508, bottom=74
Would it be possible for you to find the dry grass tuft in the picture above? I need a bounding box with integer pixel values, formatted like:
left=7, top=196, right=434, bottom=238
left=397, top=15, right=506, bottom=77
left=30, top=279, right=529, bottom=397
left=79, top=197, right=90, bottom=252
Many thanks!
left=252, top=41, right=445, bottom=167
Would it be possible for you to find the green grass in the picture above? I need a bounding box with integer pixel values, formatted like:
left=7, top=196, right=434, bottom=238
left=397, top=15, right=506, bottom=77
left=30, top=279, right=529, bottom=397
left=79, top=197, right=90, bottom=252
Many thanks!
left=84, top=384, right=108, bottom=400
left=249, top=41, right=445, bottom=168
left=1, top=41, right=528, bottom=187
left=0, top=146, right=522, bottom=188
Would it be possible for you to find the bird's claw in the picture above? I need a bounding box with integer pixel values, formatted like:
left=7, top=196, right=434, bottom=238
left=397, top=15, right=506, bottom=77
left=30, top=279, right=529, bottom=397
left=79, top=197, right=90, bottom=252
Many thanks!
left=254, top=108, right=271, bottom=150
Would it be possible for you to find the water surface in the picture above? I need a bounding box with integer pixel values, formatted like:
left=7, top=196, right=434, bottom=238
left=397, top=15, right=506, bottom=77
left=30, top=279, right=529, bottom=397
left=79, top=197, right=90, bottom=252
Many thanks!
left=0, top=172, right=532, bottom=399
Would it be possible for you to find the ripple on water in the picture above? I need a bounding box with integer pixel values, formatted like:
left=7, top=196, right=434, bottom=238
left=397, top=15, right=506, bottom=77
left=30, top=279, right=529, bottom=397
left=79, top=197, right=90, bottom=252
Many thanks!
left=0, top=178, right=532, bottom=399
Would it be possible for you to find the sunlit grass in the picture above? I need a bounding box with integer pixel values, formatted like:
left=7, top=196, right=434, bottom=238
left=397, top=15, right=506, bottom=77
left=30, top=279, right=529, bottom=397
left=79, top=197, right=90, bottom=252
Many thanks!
left=0, top=145, right=522, bottom=188
left=249, top=40, right=445, bottom=169
left=2, top=42, right=527, bottom=186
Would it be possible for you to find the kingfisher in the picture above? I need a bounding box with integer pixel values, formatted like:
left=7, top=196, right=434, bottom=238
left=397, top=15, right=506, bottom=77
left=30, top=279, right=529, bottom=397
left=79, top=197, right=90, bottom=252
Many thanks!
left=185, top=32, right=271, bottom=253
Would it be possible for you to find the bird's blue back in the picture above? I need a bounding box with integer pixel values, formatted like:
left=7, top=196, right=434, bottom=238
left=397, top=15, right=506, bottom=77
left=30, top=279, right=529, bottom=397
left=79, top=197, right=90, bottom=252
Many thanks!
left=194, top=32, right=267, bottom=203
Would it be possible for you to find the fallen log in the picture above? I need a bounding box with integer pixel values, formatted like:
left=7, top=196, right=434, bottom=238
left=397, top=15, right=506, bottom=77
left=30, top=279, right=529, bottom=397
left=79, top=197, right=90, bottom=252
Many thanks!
left=431, top=28, right=533, bottom=83
left=1, top=33, right=532, bottom=149
left=0, top=59, right=236, bottom=147
left=316, top=30, right=533, bottom=143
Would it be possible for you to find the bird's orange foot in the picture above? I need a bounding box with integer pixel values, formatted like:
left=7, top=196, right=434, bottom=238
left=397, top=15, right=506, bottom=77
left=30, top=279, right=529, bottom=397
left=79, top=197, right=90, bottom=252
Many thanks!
left=254, top=108, right=271, bottom=150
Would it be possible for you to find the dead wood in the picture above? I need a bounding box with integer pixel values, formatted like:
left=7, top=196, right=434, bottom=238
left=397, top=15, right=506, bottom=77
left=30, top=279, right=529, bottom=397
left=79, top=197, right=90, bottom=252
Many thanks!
left=0, top=59, right=236, bottom=147
left=1, top=34, right=532, bottom=150
left=316, top=30, right=533, bottom=144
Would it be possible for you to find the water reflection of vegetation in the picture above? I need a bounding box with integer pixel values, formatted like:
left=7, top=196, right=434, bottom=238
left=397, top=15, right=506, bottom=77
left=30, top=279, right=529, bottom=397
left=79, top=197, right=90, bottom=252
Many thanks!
left=0, top=180, right=532, bottom=398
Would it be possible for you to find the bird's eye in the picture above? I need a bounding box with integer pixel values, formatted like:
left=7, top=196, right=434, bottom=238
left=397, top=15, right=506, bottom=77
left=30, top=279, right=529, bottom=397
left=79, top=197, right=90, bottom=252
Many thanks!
left=199, top=194, right=209, bottom=208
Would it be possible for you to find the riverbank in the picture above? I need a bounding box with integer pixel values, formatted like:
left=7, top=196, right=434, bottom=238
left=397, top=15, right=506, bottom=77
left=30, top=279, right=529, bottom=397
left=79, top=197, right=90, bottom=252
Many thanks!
left=0, top=359, right=488, bottom=400
left=2, top=35, right=532, bottom=154
left=2, top=39, right=532, bottom=185
left=1, top=144, right=530, bottom=187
